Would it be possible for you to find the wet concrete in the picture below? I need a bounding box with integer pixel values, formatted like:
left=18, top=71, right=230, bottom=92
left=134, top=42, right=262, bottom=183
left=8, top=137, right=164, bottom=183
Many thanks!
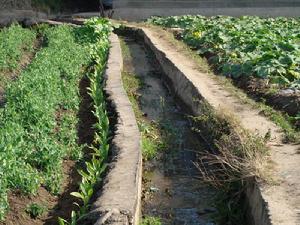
left=121, top=36, right=217, bottom=225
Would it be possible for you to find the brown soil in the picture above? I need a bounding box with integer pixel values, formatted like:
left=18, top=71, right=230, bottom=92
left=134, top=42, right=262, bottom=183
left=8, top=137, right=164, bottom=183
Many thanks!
left=0, top=37, right=42, bottom=106
left=1, top=160, right=79, bottom=225
left=0, top=74, right=96, bottom=225
left=234, top=76, right=300, bottom=117
left=77, top=76, right=97, bottom=146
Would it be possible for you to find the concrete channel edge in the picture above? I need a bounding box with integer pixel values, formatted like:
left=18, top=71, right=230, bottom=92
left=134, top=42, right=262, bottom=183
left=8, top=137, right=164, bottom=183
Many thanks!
left=84, top=33, right=142, bottom=225
left=128, top=26, right=274, bottom=225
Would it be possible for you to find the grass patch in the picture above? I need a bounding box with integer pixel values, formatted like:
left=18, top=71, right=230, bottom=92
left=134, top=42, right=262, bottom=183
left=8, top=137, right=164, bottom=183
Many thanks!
left=120, top=37, right=177, bottom=160
left=121, top=70, right=162, bottom=160
left=192, top=103, right=271, bottom=185
left=140, top=122, right=162, bottom=160
left=25, top=203, right=47, bottom=219
left=140, top=216, right=162, bottom=225
left=120, top=39, right=163, bottom=160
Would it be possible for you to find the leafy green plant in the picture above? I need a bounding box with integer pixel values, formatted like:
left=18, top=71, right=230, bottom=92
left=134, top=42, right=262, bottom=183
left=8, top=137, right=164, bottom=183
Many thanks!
left=0, top=24, right=36, bottom=72
left=140, top=216, right=162, bottom=225
left=0, top=25, right=91, bottom=220
left=58, top=17, right=112, bottom=225
left=149, top=16, right=300, bottom=88
left=149, top=15, right=300, bottom=142
left=25, top=203, right=47, bottom=219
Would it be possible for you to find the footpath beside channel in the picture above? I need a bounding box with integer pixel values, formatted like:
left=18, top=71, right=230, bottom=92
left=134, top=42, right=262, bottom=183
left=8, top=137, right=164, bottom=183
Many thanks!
left=121, top=25, right=299, bottom=225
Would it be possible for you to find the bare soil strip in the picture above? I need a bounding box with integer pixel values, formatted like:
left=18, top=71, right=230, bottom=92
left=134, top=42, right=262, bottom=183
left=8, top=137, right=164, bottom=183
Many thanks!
left=120, top=25, right=299, bottom=225
left=233, top=76, right=300, bottom=118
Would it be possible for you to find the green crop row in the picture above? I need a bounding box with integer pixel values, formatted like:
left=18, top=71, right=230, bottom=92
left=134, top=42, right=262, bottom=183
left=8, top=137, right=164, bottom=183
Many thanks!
left=149, top=16, right=300, bottom=88
left=59, top=18, right=111, bottom=225
left=0, top=24, right=36, bottom=72
left=0, top=25, right=91, bottom=220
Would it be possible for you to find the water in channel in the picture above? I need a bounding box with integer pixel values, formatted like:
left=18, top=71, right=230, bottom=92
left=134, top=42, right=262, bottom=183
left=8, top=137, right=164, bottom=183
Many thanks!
left=120, top=34, right=217, bottom=225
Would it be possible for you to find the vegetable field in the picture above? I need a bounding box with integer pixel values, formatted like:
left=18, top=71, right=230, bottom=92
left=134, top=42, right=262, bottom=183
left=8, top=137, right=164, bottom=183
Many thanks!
left=0, top=12, right=299, bottom=225
left=0, top=18, right=111, bottom=223
left=149, top=16, right=300, bottom=88
left=0, top=24, right=37, bottom=102
left=0, top=24, right=36, bottom=72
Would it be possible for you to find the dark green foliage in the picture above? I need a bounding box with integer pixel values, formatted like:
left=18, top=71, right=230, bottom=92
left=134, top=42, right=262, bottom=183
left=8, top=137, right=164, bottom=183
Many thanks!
left=32, top=0, right=63, bottom=11
left=58, top=18, right=112, bottom=225
left=25, top=203, right=47, bottom=219
left=0, top=25, right=91, bottom=220
left=149, top=16, right=300, bottom=88
left=0, top=24, right=36, bottom=71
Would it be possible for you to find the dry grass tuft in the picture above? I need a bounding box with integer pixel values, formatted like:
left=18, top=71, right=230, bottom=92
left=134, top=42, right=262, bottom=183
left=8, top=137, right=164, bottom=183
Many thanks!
left=192, top=106, right=271, bottom=187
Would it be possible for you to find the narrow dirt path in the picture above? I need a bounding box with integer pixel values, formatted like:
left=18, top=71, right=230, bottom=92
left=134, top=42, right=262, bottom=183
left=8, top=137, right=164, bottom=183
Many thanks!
left=120, top=35, right=218, bottom=225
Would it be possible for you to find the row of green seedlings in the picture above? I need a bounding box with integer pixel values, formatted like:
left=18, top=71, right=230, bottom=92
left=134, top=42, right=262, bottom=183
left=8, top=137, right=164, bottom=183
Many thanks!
left=59, top=18, right=111, bottom=225
left=0, top=24, right=90, bottom=220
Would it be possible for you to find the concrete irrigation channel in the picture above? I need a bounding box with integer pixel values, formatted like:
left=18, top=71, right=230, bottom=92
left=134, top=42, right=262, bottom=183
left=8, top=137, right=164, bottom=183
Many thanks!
left=90, top=24, right=300, bottom=225
left=83, top=30, right=218, bottom=225
left=118, top=31, right=218, bottom=225
left=7, top=19, right=296, bottom=225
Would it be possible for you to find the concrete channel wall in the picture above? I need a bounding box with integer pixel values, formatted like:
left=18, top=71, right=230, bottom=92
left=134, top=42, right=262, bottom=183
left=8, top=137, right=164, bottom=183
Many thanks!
left=0, top=18, right=143, bottom=224
left=0, top=0, right=49, bottom=27
left=0, top=10, right=50, bottom=27
left=119, top=26, right=300, bottom=225
left=136, top=27, right=269, bottom=225
left=113, top=0, right=300, bottom=20
left=84, top=34, right=142, bottom=225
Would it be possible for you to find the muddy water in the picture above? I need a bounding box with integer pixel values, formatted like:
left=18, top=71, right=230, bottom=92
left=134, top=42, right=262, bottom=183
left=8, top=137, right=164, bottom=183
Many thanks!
left=121, top=36, right=217, bottom=225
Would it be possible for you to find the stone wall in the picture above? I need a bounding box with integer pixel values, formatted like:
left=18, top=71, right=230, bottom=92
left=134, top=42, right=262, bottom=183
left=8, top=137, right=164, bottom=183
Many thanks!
left=113, top=0, right=300, bottom=20
left=114, top=0, right=300, bottom=8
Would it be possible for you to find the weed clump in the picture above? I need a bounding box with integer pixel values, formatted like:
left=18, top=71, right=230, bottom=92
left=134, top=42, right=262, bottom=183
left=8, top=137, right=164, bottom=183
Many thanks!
left=140, top=216, right=162, bottom=225
left=25, top=203, right=47, bottom=219
left=191, top=103, right=270, bottom=224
